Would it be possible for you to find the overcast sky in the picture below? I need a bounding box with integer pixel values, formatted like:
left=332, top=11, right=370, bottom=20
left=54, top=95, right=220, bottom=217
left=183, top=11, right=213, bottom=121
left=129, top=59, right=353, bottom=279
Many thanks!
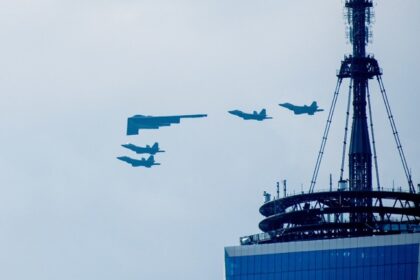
left=0, top=1, right=419, bottom=279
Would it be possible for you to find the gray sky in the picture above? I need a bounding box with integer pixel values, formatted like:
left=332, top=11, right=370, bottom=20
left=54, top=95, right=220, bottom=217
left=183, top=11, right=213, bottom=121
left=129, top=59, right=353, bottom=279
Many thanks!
left=0, top=1, right=419, bottom=279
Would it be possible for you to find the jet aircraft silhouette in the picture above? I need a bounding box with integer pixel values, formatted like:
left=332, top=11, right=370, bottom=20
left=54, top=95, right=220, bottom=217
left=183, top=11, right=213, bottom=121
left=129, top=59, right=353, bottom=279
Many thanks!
left=121, top=143, right=165, bottom=155
left=279, top=101, right=324, bottom=115
left=127, top=114, right=207, bottom=135
left=228, top=109, right=272, bottom=121
left=117, top=155, right=160, bottom=168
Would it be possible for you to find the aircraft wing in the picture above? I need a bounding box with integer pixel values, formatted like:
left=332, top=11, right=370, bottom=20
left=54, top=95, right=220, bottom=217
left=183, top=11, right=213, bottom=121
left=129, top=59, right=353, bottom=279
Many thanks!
left=117, top=156, right=138, bottom=165
left=279, top=103, right=306, bottom=114
left=279, top=103, right=295, bottom=110
left=122, top=144, right=147, bottom=154
left=127, top=114, right=207, bottom=135
left=228, top=110, right=246, bottom=119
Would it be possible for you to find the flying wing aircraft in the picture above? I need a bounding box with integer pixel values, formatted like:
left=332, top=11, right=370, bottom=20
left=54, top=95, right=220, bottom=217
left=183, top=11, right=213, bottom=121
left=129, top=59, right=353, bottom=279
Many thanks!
left=121, top=143, right=165, bottom=155
left=127, top=114, right=207, bottom=135
left=279, top=101, right=324, bottom=115
left=228, top=109, right=272, bottom=121
left=117, top=155, right=160, bottom=168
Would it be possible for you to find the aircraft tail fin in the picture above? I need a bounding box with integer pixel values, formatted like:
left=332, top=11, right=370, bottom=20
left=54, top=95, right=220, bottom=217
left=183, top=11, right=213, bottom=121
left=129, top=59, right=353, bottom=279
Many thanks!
left=260, top=109, right=267, bottom=116
left=310, top=101, right=317, bottom=108
left=152, top=142, right=158, bottom=149
left=147, top=155, right=160, bottom=166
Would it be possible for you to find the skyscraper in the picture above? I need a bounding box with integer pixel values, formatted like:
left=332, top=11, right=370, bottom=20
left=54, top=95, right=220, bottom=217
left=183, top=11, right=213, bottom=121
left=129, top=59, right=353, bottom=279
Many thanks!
left=225, top=1, right=420, bottom=279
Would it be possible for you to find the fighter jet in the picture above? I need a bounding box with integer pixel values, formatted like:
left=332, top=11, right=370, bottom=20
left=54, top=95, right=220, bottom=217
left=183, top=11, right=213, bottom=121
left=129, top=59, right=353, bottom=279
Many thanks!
left=117, top=155, right=160, bottom=168
left=121, top=143, right=165, bottom=155
left=228, top=109, right=272, bottom=121
left=127, top=114, right=207, bottom=135
left=279, top=101, right=324, bottom=115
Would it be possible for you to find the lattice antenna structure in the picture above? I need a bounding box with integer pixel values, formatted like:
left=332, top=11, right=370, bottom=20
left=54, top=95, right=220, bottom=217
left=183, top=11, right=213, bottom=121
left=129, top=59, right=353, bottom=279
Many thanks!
left=240, top=0, right=419, bottom=247
left=344, top=0, right=375, bottom=45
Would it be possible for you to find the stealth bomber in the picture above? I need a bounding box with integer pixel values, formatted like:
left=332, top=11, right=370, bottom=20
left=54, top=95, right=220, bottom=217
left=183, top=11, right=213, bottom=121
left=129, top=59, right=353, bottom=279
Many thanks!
left=126, top=114, right=207, bottom=135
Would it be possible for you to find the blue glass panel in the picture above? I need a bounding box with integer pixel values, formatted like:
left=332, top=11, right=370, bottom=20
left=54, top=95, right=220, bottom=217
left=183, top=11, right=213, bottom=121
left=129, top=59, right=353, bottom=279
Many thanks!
left=357, top=266, right=365, bottom=280
left=349, top=250, right=356, bottom=268
left=281, top=253, right=289, bottom=272
left=247, top=256, right=255, bottom=274
left=260, top=273, right=267, bottom=280
left=267, top=255, right=276, bottom=273
left=322, top=250, right=329, bottom=269
left=342, top=267, right=351, bottom=280
left=225, top=257, right=232, bottom=277
left=384, top=246, right=393, bottom=265
left=407, top=244, right=419, bottom=263
left=365, top=246, right=375, bottom=266
left=230, top=257, right=238, bottom=276
left=325, top=269, right=332, bottom=280
left=288, top=271, right=296, bottom=280
left=390, top=264, right=400, bottom=280
left=348, top=267, right=356, bottom=280
left=300, top=270, right=309, bottom=280
left=391, top=246, right=400, bottom=264
left=399, top=245, right=409, bottom=264
left=369, top=265, right=378, bottom=280
left=397, top=264, right=405, bottom=279
left=255, top=255, right=263, bottom=274
left=315, top=268, right=326, bottom=280
left=293, top=270, right=301, bottom=280
left=307, top=251, right=316, bottom=270
left=247, top=274, right=255, bottom=280
left=275, top=253, right=282, bottom=272
left=384, top=262, right=392, bottom=279
left=377, top=247, right=386, bottom=266
left=226, top=243, right=419, bottom=280
left=402, top=264, right=409, bottom=280
left=354, top=248, right=361, bottom=267
left=408, top=263, right=417, bottom=279
left=268, top=254, right=275, bottom=273
left=261, top=255, right=268, bottom=273
left=239, top=257, right=246, bottom=275
left=332, top=268, right=337, bottom=279
left=298, top=251, right=307, bottom=271
left=362, top=265, right=369, bottom=280
left=337, top=250, right=345, bottom=268
left=295, top=251, right=303, bottom=271
left=329, top=250, right=337, bottom=268
left=314, top=250, right=322, bottom=270
left=288, top=253, right=296, bottom=272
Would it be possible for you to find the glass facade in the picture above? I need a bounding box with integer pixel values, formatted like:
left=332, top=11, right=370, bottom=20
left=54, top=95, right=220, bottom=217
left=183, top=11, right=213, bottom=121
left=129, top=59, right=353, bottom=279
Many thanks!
left=225, top=234, right=420, bottom=280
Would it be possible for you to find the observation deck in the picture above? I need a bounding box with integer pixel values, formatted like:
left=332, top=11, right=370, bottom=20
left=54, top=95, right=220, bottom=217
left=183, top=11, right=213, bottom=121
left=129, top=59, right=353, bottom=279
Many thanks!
left=240, top=188, right=420, bottom=245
